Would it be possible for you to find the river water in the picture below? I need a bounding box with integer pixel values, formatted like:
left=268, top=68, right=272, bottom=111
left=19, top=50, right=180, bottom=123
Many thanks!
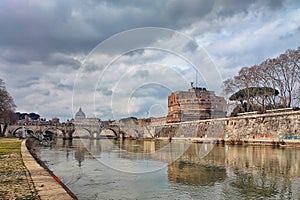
left=35, top=138, right=300, bottom=200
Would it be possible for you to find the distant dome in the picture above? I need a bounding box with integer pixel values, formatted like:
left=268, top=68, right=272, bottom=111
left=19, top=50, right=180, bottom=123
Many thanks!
left=75, top=107, right=86, bottom=120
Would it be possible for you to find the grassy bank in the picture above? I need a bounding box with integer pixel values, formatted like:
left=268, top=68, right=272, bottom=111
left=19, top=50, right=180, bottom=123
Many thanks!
left=0, top=138, right=21, bottom=156
left=0, top=137, right=40, bottom=199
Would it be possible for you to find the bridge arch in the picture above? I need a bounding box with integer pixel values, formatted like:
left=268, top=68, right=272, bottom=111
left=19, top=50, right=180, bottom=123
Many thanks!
left=43, top=127, right=64, bottom=136
left=73, top=127, right=92, bottom=138
left=12, top=126, right=41, bottom=140
left=100, top=128, right=118, bottom=137
left=44, top=130, right=56, bottom=140
left=12, top=127, right=34, bottom=136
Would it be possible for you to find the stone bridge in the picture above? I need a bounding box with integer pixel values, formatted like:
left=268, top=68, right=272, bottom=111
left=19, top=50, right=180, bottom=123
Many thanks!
left=73, top=123, right=125, bottom=139
left=5, top=110, right=300, bottom=140
left=6, top=123, right=75, bottom=140
left=6, top=123, right=124, bottom=140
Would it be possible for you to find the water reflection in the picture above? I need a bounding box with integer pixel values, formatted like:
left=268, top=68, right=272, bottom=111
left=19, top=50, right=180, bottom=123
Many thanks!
left=37, top=139, right=300, bottom=199
left=50, top=138, right=300, bottom=178
left=169, top=161, right=226, bottom=186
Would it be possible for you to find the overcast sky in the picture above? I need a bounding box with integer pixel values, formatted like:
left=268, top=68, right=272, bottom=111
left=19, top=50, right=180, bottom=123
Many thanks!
left=1, top=0, right=300, bottom=121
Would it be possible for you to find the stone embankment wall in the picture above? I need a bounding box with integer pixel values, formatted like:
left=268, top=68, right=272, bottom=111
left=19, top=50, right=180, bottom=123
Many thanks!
left=224, top=110, right=300, bottom=140
left=150, top=110, right=300, bottom=139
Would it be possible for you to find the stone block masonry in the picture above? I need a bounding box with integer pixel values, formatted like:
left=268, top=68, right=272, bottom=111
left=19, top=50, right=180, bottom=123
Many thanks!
left=151, top=110, right=300, bottom=141
left=224, top=110, right=300, bottom=140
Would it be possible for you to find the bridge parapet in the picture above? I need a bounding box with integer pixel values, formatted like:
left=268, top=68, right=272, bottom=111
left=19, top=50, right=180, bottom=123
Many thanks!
left=6, top=123, right=75, bottom=140
left=5, top=110, right=300, bottom=140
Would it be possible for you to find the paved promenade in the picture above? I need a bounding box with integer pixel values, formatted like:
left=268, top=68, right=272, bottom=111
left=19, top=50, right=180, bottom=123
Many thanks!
left=0, top=138, right=76, bottom=200
left=21, top=139, right=75, bottom=200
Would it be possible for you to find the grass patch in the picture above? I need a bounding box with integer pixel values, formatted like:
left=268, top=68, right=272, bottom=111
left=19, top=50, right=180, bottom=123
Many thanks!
left=0, top=138, right=21, bottom=156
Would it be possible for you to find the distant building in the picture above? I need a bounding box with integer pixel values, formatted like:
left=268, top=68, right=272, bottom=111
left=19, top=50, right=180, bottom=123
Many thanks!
left=24, top=115, right=30, bottom=123
left=166, top=86, right=226, bottom=123
left=72, top=108, right=102, bottom=138
left=138, top=117, right=166, bottom=126
left=117, top=117, right=139, bottom=126
left=73, top=107, right=101, bottom=124
left=75, top=107, right=86, bottom=120
left=51, top=117, right=60, bottom=124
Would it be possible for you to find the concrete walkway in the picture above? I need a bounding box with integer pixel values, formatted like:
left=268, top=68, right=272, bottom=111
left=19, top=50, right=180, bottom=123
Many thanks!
left=21, top=140, right=75, bottom=200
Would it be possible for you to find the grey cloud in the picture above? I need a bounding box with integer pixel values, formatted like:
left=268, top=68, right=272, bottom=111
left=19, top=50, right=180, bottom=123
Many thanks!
left=167, top=0, right=215, bottom=21
left=0, top=0, right=289, bottom=61
left=15, top=77, right=40, bottom=89
left=133, top=69, right=149, bottom=79
left=1, top=48, right=46, bottom=65
left=47, top=54, right=81, bottom=70
left=0, top=0, right=298, bottom=120
left=56, top=83, right=74, bottom=91
left=81, top=63, right=103, bottom=73
left=213, top=0, right=285, bottom=18
left=264, top=0, right=284, bottom=10
left=97, top=88, right=113, bottom=96
left=125, top=49, right=145, bottom=57
left=214, top=0, right=255, bottom=17
left=132, top=84, right=171, bottom=100
left=183, top=41, right=198, bottom=52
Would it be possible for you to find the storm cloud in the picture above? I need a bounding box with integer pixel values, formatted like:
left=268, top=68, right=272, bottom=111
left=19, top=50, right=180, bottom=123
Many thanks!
left=0, top=0, right=299, bottom=120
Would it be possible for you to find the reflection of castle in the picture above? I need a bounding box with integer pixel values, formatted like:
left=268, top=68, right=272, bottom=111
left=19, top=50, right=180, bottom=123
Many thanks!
left=167, top=85, right=226, bottom=123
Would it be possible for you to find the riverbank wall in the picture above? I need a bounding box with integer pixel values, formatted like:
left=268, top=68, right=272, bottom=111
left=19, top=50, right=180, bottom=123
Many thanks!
left=224, top=110, right=300, bottom=140
left=22, top=139, right=77, bottom=199
left=151, top=110, right=300, bottom=144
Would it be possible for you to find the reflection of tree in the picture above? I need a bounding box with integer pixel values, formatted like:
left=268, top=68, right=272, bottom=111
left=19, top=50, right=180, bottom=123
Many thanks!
left=197, top=145, right=300, bottom=178
left=166, top=143, right=299, bottom=197
left=229, top=171, right=288, bottom=199
left=168, top=161, right=226, bottom=186
left=167, top=143, right=226, bottom=186
left=203, top=145, right=297, bottom=199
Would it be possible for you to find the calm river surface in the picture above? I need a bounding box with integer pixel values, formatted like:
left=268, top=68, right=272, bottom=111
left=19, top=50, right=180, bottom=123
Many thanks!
left=36, top=139, right=300, bottom=200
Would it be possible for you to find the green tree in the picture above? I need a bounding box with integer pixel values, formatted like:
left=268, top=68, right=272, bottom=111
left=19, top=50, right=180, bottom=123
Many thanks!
left=229, top=87, right=279, bottom=113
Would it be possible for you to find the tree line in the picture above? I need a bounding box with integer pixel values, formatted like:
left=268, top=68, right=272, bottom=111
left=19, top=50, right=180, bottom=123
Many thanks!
left=224, top=46, right=300, bottom=116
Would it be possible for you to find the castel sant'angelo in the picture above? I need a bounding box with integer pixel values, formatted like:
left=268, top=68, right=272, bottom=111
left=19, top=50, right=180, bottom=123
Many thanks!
left=166, top=83, right=227, bottom=123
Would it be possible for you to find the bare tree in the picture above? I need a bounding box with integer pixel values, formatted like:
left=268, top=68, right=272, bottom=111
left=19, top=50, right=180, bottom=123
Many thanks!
left=262, top=48, right=300, bottom=107
left=0, top=79, right=16, bottom=136
left=224, top=46, right=300, bottom=115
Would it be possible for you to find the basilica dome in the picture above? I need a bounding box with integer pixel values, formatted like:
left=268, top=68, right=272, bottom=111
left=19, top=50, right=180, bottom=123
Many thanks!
left=75, top=107, right=86, bottom=120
